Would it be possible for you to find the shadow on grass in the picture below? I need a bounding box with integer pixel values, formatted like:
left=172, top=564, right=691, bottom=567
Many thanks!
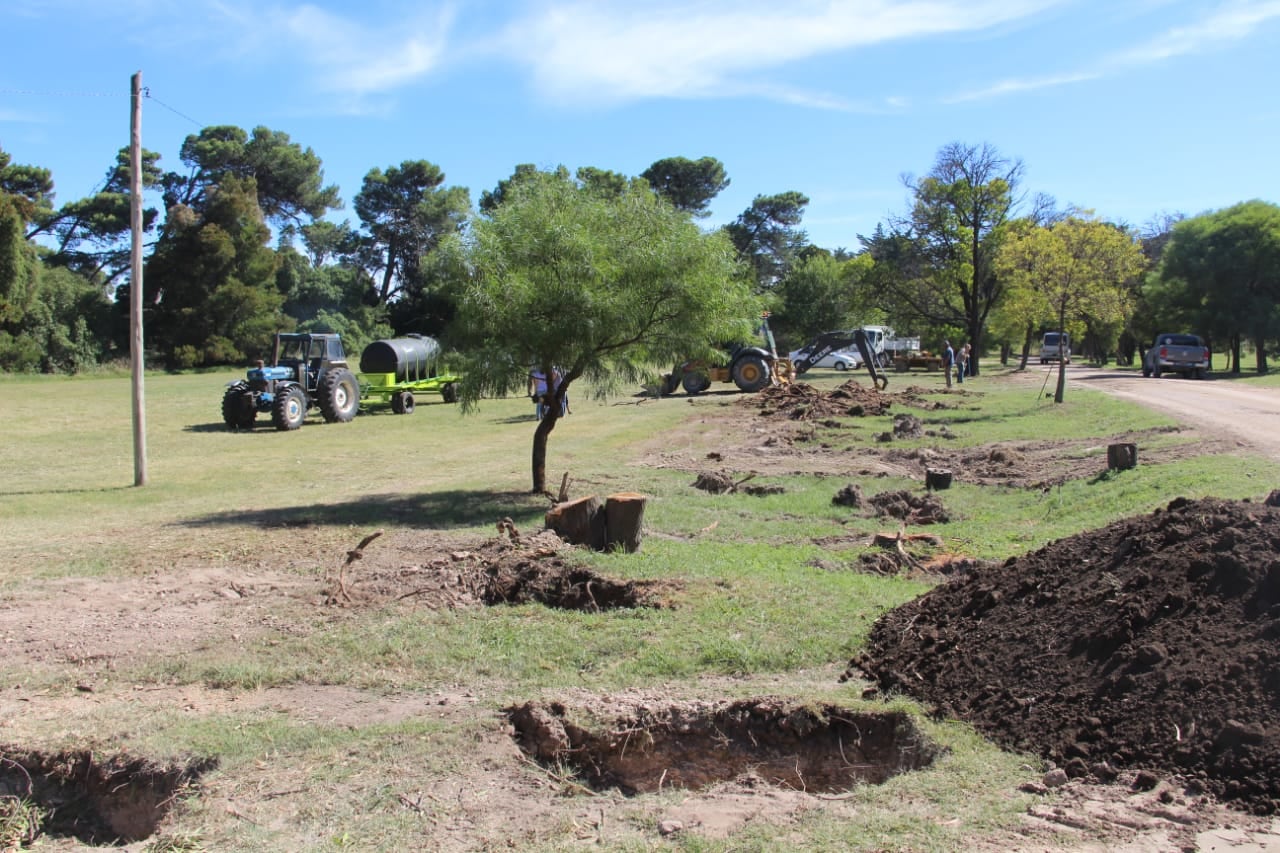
left=178, top=488, right=550, bottom=530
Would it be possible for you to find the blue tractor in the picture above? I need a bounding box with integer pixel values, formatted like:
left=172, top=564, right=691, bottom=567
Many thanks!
left=221, top=333, right=361, bottom=431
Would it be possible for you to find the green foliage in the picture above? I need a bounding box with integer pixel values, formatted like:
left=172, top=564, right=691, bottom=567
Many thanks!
left=775, top=251, right=876, bottom=345
left=146, top=176, right=286, bottom=367
left=1152, top=199, right=1280, bottom=371
left=868, top=142, right=1022, bottom=365
left=450, top=167, right=755, bottom=490
left=640, top=155, right=730, bottom=216
left=0, top=145, right=55, bottom=227
left=163, top=125, right=340, bottom=228
left=724, top=190, right=810, bottom=288
left=997, top=215, right=1146, bottom=399
left=353, top=159, right=470, bottom=305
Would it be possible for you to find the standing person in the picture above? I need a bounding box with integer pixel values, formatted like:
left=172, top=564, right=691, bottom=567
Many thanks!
left=942, top=340, right=955, bottom=388
left=955, top=344, right=968, bottom=384
left=528, top=367, right=568, bottom=420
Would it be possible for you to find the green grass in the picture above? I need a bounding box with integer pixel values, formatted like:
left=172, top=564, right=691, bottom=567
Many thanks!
left=2, top=366, right=1277, bottom=850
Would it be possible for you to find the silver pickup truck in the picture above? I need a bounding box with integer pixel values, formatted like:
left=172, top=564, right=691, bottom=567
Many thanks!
left=1142, top=333, right=1210, bottom=379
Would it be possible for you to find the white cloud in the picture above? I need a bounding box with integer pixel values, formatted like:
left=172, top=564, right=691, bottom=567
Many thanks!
left=945, top=70, right=1101, bottom=103
left=1113, top=0, right=1280, bottom=64
left=945, top=0, right=1280, bottom=103
left=501, top=0, right=1065, bottom=104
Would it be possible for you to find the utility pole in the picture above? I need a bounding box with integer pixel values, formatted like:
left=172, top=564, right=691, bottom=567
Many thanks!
left=130, top=71, right=147, bottom=486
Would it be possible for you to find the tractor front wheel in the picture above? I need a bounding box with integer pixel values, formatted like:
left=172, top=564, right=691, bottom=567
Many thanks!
left=392, top=390, right=416, bottom=415
left=682, top=371, right=712, bottom=395
left=319, top=369, right=360, bottom=423
left=272, top=386, right=307, bottom=431
left=222, top=382, right=256, bottom=430
left=732, top=355, right=771, bottom=393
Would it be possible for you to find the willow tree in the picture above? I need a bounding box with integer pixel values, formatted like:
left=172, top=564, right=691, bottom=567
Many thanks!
left=449, top=168, right=754, bottom=494
left=997, top=216, right=1146, bottom=402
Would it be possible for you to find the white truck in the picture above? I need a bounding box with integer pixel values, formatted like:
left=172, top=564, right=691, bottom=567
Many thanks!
left=859, top=325, right=921, bottom=368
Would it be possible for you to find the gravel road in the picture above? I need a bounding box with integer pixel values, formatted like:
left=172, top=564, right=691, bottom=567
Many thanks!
left=1057, top=364, right=1280, bottom=459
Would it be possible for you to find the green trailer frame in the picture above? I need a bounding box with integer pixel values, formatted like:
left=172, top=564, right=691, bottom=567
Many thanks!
left=358, top=372, right=460, bottom=414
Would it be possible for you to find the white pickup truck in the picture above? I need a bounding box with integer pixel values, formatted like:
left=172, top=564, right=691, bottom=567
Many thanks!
left=1142, top=333, right=1210, bottom=379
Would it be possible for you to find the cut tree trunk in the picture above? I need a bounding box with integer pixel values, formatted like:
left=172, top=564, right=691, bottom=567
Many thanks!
left=545, top=495, right=606, bottom=550
left=1107, top=443, right=1137, bottom=471
left=604, top=492, right=647, bottom=553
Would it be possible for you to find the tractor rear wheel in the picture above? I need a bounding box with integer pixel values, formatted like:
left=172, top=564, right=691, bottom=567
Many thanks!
left=222, top=383, right=256, bottom=430
left=682, top=371, right=712, bottom=395
left=441, top=382, right=458, bottom=404
left=272, top=385, right=307, bottom=431
left=732, top=355, right=771, bottom=392
left=392, top=390, right=415, bottom=414
left=319, top=369, right=360, bottom=423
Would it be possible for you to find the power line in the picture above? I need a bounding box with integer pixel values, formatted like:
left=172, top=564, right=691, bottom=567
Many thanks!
left=141, top=87, right=202, bottom=128
left=0, top=87, right=122, bottom=97
left=1, top=85, right=204, bottom=128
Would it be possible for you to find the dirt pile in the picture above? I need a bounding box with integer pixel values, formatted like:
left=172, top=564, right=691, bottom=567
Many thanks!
left=751, top=380, right=893, bottom=419
left=848, top=496, right=1280, bottom=814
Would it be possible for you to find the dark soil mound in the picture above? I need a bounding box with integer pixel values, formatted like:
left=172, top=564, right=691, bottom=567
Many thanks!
left=848, top=496, right=1280, bottom=814
left=752, top=380, right=893, bottom=418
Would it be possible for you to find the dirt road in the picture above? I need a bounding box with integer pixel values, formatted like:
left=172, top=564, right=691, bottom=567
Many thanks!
left=1061, top=365, right=1280, bottom=459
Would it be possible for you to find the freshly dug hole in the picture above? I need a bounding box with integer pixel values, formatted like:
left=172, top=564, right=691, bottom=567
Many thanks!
left=507, top=698, right=941, bottom=795
left=0, top=747, right=215, bottom=845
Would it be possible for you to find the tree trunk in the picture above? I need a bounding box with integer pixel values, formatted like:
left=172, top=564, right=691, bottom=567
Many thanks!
left=1107, top=443, right=1137, bottom=470
left=545, top=495, right=606, bottom=549
left=531, top=412, right=557, bottom=493
left=1255, top=335, right=1269, bottom=374
left=1053, top=309, right=1067, bottom=402
left=604, top=493, right=647, bottom=553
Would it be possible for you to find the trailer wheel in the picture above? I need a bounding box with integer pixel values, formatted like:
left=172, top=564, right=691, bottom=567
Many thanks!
left=319, top=369, right=360, bottom=423
left=732, top=355, right=771, bottom=392
left=392, top=390, right=416, bottom=414
left=682, top=371, right=712, bottom=395
left=272, top=385, right=307, bottom=431
left=441, top=382, right=458, bottom=404
left=221, top=383, right=256, bottom=430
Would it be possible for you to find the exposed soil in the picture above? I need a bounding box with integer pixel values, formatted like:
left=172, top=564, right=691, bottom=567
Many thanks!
left=506, top=697, right=941, bottom=795
left=5, top=374, right=1280, bottom=850
left=850, top=495, right=1280, bottom=816
left=0, top=749, right=215, bottom=845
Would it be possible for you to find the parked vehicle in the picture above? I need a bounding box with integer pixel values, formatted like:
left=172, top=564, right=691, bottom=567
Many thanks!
left=222, top=332, right=458, bottom=430
left=788, top=347, right=862, bottom=370
left=1143, top=333, right=1210, bottom=379
left=1040, top=332, right=1071, bottom=364
left=222, top=332, right=360, bottom=431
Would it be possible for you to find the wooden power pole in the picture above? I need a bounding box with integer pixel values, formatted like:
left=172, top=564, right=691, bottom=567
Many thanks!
left=130, top=71, right=147, bottom=486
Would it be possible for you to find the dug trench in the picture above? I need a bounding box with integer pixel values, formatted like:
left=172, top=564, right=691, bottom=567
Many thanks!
left=0, top=749, right=215, bottom=845
left=506, top=698, right=942, bottom=795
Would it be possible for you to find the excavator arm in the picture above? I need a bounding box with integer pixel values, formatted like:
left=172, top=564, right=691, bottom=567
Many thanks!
left=792, top=329, right=888, bottom=390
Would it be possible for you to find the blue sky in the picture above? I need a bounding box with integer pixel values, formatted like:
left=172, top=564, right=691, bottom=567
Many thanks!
left=4, top=0, right=1278, bottom=251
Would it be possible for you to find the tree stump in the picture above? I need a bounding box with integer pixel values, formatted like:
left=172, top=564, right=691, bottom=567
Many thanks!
left=545, top=495, right=606, bottom=550
left=1107, top=443, right=1138, bottom=471
left=604, top=492, right=647, bottom=553
left=925, top=468, right=953, bottom=490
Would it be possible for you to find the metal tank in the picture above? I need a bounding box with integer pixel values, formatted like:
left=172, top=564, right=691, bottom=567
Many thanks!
left=359, top=334, right=442, bottom=382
